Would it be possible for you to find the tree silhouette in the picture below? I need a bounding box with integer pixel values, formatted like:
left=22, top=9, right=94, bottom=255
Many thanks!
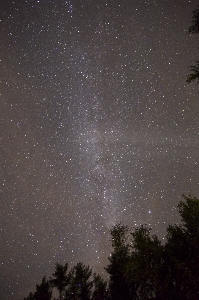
left=35, top=276, right=52, bottom=300
left=105, top=195, right=199, bottom=300
left=23, top=194, right=199, bottom=300
left=188, top=5, right=199, bottom=34
left=65, top=262, right=93, bottom=300
left=164, top=195, right=199, bottom=299
left=23, top=292, right=35, bottom=300
left=91, top=273, right=110, bottom=300
left=105, top=223, right=132, bottom=300
left=23, top=277, right=52, bottom=300
left=187, top=5, right=199, bottom=84
left=50, top=263, right=69, bottom=300
left=127, top=225, right=163, bottom=300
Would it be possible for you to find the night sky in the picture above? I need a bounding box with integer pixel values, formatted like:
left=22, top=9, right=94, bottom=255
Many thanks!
left=1, top=1, right=199, bottom=299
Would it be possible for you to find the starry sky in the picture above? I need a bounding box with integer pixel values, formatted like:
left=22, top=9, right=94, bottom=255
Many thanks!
left=1, top=0, right=199, bottom=299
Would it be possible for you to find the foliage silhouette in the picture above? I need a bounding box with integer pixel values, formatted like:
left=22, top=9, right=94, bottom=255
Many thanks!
left=91, top=273, right=110, bottom=300
left=50, top=263, right=69, bottom=300
left=187, top=5, right=199, bottom=84
left=65, top=262, right=93, bottom=300
left=23, top=194, right=199, bottom=300
left=23, top=277, right=52, bottom=300
left=105, top=223, right=132, bottom=300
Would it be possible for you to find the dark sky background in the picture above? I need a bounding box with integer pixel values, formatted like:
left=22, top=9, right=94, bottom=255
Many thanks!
left=1, top=0, right=199, bottom=299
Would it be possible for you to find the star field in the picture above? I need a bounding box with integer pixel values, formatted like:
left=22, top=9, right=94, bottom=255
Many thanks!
left=1, top=1, right=199, bottom=299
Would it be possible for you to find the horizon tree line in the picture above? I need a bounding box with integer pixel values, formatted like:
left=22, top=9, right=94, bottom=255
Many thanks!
left=24, top=194, right=199, bottom=300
